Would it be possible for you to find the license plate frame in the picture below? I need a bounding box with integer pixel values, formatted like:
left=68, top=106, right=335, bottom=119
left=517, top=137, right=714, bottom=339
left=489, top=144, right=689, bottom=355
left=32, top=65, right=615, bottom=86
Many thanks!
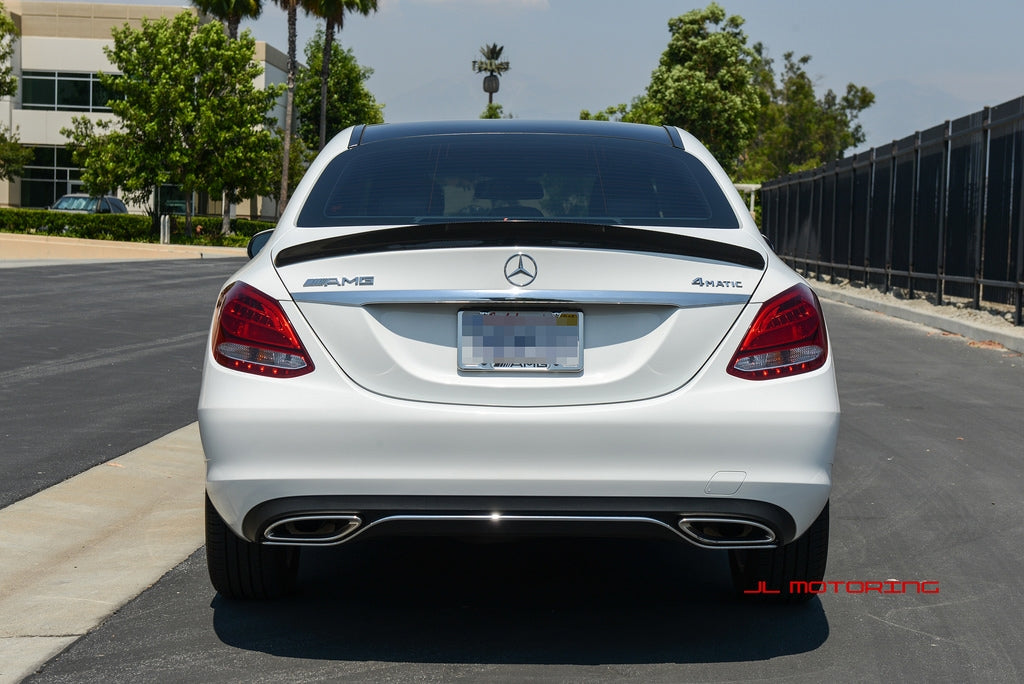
left=457, top=310, right=583, bottom=372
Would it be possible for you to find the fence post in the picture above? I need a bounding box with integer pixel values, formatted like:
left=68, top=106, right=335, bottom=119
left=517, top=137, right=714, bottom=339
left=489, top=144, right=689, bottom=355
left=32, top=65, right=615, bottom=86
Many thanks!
left=937, top=121, right=951, bottom=306
left=909, top=132, right=921, bottom=300
left=1017, top=119, right=1024, bottom=325
left=829, top=162, right=838, bottom=284
left=974, top=107, right=991, bottom=310
left=865, top=149, right=875, bottom=287
left=885, top=141, right=896, bottom=294
left=815, top=171, right=824, bottom=281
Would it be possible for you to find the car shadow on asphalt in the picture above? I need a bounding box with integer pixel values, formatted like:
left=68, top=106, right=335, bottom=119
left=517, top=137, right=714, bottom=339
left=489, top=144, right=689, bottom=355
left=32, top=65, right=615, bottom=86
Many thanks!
left=210, top=536, right=829, bottom=664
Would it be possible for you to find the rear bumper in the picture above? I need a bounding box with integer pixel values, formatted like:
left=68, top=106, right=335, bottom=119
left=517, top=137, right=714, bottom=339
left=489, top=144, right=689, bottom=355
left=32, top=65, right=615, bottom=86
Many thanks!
left=200, top=358, right=839, bottom=546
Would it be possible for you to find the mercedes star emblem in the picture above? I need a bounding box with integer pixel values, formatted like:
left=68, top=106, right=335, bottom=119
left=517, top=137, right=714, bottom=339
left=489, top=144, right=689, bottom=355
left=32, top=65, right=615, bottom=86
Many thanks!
left=504, top=253, right=538, bottom=287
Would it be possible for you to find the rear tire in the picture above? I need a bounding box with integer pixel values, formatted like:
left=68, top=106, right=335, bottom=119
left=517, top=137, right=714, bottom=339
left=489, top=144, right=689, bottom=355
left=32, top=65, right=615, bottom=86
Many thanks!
left=205, top=494, right=300, bottom=599
left=729, top=501, right=829, bottom=604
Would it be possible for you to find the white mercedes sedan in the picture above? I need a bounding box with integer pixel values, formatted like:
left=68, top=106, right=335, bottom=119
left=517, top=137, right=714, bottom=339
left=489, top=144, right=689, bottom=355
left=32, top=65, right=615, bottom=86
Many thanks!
left=199, top=120, right=839, bottom=602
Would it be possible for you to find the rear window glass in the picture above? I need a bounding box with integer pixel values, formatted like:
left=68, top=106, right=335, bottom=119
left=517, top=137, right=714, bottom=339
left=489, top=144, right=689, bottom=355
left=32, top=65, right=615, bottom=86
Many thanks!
left=53, top=196, right=97, bottom=211
left=297, top=134, right=739, bottom=229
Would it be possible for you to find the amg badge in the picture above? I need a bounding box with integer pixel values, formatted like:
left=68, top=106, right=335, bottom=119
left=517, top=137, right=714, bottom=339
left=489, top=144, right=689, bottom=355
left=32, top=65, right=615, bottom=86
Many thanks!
left=304, top=276, right=375, bottom=287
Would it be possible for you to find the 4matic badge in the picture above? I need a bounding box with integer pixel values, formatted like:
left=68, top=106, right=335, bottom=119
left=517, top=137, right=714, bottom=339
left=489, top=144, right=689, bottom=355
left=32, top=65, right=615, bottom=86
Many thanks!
left=691, top=277, right=743, bottom=288
left=303, top=276, right=375, bottom=287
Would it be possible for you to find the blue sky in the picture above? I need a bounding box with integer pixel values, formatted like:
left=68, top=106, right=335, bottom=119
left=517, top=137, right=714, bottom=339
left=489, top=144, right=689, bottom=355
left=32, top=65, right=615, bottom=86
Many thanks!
left=94, top=0, right=1024, bottom=152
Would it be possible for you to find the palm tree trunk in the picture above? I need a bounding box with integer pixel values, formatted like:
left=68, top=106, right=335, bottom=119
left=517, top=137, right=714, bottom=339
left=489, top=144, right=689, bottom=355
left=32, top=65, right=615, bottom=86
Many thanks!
left=221, top=191, right=232, bottom=235
left=279, top=0, right=297, bottom=214
left=319, top=17, right=337, bottom=150
left=225, top=15, right=240, bottom=224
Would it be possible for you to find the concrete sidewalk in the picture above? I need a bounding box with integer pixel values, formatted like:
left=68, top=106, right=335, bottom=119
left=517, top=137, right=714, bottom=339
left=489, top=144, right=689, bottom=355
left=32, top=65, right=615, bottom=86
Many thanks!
left=0, top=231, right=245, bottom=264
left=0, top=425, right=205, bottom=684
left=810, top=279, right=1024, bottom=355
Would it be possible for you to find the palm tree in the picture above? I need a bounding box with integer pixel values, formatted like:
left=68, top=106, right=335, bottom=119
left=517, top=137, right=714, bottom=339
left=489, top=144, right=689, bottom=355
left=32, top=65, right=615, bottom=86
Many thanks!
left=272, top=0, right=304, bottom=213
left=191, top=1, right=264, bottom=230
left=304, top=0, right=379, bottom=150
left=472, top=43, right=509, bottom=105
left=191, top=0, right=262, bottom=40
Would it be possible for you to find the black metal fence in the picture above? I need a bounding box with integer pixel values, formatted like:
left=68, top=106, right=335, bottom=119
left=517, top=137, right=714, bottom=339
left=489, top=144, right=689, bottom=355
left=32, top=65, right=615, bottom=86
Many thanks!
left=761, top=96, right=1024, bottom=326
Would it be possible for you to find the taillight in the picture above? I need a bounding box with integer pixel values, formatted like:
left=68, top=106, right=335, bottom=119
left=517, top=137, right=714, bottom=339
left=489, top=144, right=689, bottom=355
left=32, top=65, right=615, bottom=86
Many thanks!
left=728, top=283, right=827, bottom=380
left=212, top=281, right=314, bottom=377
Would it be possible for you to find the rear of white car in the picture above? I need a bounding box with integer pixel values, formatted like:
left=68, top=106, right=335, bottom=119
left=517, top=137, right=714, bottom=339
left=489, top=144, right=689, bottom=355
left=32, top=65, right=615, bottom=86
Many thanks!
left=199, top=120, right=838, bottom=602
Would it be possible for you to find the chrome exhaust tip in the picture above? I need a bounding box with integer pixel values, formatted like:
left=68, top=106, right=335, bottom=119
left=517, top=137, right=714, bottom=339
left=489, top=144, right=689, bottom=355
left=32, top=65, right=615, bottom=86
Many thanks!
left=677, top=516, right=777, bottom=548
left=263, top=515, right=362, bottom=545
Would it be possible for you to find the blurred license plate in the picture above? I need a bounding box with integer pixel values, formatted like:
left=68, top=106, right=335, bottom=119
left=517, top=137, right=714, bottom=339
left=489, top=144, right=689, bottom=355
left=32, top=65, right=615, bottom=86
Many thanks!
left=458, top=310, right=582, bottom=372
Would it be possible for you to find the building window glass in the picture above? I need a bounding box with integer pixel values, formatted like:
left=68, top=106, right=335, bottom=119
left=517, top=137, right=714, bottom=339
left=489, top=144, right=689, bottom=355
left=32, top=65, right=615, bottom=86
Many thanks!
left=21, top=75, right=55, bottom=108
left=21, top=72, right=115, bottom=111
left=20, top=146, right=82, bottom=208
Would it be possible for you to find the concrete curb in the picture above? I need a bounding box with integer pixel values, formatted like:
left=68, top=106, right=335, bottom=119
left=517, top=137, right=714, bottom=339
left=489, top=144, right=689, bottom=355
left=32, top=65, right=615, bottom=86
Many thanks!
left=0, top=424, right=205, bottom=684
left=0, top=231, right=246, bottom=261
left=810, top=281, right=1024, bottom=355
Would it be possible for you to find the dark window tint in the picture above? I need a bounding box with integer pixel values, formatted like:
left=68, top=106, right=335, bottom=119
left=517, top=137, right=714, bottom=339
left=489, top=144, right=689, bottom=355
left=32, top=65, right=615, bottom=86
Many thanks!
left=57, top=77, right=90, bottom=109
left=21, top=72, right=56, bottom=109
left=21, top=71, right=114, bottom=111
left=92, top=79, right=113, bottom=110
left=298, top=134, right=739, bottom=229
left=21, top=146, right=79, bottom=208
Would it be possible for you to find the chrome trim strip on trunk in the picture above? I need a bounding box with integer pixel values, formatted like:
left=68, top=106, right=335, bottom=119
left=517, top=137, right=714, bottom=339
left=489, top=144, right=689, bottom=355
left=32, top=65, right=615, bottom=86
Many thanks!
left=291, top=289, right=750, bottom=308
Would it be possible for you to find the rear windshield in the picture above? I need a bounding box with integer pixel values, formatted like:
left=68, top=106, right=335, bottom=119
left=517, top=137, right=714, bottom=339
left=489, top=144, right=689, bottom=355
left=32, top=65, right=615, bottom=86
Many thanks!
left=297, top=134, right=739, bottom=229
left=53, top=196, right=97, bottom=211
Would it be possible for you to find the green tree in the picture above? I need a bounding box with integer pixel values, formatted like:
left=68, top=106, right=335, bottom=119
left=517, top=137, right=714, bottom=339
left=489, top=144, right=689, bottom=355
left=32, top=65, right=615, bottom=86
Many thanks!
left=480, top=102, right=510, bottom=119
left=738, top=48, right=874, bottom=180
left=63, top=12, right=285, bottom=233
left=580, top=3, right=874, bottom=181
left=303, top=0, right=378, bottom=150
left=0, top=2, right=32, bottom=181
left=191, top=1, right=268, bottom=229
left=582, top=4, right=761, bottom=174
left=191, top=0, right=262, bottom=39
left=295, top=28, right=383, bottom=150
left=472, top=43, right=510, bottom=105
left=269, top=127, right=314, bottom=205
left=60, top=117, right=135, bottom=200
left=579, top=96, right=659, bottom=125
left=648, top=3, right=762, bottom=174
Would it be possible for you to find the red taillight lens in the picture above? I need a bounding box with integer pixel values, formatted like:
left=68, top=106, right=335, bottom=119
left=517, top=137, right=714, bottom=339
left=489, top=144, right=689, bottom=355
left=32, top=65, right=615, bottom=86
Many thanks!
left=212, top=281, right=314, bottom=377
left=728, top=283, right=827, bottom=380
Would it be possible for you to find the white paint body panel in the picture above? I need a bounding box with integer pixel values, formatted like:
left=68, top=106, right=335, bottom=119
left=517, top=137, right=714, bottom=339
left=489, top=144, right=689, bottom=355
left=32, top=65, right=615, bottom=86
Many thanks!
left=284, top=244, right=761, bottom=406
left=200, top=293, right=838, bottom=539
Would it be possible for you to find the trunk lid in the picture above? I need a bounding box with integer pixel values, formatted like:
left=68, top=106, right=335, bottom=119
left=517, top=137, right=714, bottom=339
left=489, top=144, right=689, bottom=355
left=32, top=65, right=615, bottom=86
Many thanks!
left=275, top=223, right=766, bottom=407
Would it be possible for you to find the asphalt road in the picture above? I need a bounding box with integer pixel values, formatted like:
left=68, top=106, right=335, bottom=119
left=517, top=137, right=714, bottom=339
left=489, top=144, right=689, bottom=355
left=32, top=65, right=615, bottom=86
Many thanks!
left=6, top=262, right=1024, bottom=682
left=0, top=259, right=244, bottom=508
